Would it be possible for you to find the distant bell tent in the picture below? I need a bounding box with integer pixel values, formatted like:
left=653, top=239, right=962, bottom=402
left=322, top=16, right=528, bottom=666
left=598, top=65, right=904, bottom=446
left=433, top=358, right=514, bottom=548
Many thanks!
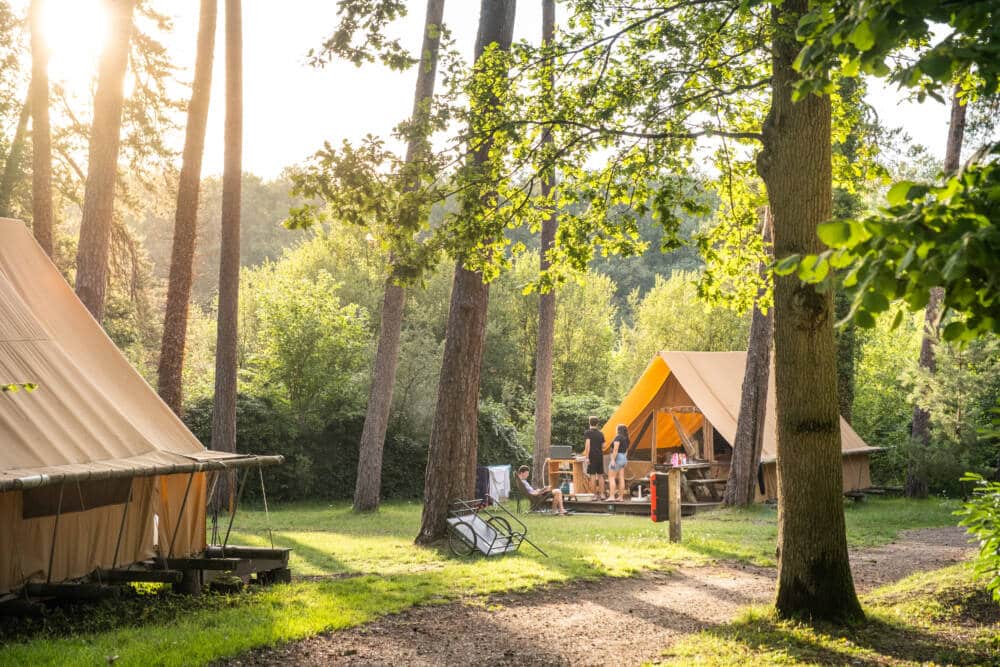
left=0, top=219, right=283, bottom=597
left=602, top=351, right=878, bottom=500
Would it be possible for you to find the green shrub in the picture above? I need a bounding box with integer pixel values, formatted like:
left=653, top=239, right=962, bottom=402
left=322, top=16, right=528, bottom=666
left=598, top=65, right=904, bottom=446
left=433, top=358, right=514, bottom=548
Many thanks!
left=478, top=399, right=531, bottom=467
left=957, top=473, right=1000, bottom=603
left=550, top=394, right=616, bottom=452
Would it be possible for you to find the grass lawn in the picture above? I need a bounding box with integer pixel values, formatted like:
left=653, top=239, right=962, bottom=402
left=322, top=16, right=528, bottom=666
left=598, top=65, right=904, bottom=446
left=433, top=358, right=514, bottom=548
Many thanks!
left=657, top=563, right=1000, bottom=665
left=0, top=497, right=962, bottom=666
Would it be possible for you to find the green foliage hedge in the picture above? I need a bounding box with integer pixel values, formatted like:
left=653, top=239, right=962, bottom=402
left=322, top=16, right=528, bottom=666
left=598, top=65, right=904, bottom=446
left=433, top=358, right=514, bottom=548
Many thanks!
left=550, top=394, right=616, bottom=452
left=184, top=395, right=528, bottom=501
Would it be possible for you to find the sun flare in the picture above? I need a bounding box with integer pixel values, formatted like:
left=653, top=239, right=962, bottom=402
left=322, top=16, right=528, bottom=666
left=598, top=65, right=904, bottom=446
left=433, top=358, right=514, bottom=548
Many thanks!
left=39, top=0, right=109, bottom=88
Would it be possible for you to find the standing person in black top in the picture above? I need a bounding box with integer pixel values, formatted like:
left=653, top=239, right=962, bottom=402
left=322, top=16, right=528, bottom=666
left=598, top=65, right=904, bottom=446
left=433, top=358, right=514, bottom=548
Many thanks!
left=581, top=416, right=606, bottom=500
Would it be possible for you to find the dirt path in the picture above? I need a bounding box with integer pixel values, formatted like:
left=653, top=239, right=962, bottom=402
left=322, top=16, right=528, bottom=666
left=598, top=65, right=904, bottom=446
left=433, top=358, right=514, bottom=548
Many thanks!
left=228, top=527, right=973, bottom=667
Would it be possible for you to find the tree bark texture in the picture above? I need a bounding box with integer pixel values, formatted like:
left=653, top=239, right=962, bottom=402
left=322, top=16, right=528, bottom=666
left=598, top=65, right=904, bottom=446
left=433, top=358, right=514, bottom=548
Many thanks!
left=74, top=0, right=137, bottom=322
left=758, top=0, right=863, bottom=623
left=354, top=0, right=447, bottom=513
left=210, top=0, right=242, bottom=462
left=416, top=0, right=516, bottom=545
left=0, top=95, right=30, bottom=220
left=157, top=0, right=218, bottom=416
left=725, top=210, right=773, bottom=506
left=907, top=89, right=966, bottom=498
left=833, top=289, right=854, bottom=422
left=28, top=0, right=53, bottom=258
left=532, top=0, right=557, bottom=486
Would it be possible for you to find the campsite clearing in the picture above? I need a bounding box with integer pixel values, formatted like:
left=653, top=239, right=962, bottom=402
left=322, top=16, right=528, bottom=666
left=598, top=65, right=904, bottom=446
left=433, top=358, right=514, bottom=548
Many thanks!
left=0, top=498, right=969, bottom=666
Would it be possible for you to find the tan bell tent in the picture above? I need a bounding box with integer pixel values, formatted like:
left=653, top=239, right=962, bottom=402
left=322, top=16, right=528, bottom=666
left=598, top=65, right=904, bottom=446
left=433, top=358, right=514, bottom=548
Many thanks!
left=601, top=351, right=876, bottom=499
left=0, top=219, right=279, bottom=595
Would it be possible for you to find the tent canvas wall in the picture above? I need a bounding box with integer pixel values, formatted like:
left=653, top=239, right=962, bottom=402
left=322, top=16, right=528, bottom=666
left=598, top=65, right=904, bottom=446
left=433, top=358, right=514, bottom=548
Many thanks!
left=0, top=219, right=276, bottom=595
left=601, top=351, right=875, bottom=499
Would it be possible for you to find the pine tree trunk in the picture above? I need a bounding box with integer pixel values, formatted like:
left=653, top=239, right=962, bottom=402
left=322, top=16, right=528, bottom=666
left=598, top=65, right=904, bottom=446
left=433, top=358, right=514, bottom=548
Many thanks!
left=0, top=95, right=30, bottom=219
left=353, top=0, right=446, bottom=513
left=907, top=89, right=966, bottom=498
left=28, top=0, right=53, bottom=257
left=532, top=0, right=557, bottom=486
left=157, top=0, right=218, bottom=416
left=758, top=0, right=863, bottom=622
left=74, top=0, right=137, bottom=322
left=415, top=0, right=516, bottom=545
left=211, top=0, right=242, bottom=507
left=725, top=210, right=772, bottom=506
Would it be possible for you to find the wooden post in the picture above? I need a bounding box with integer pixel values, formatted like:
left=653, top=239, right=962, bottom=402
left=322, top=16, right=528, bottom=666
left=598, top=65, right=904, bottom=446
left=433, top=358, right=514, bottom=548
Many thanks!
left=702, top=418, right=715, bottom=461
left=668, top=466, right=682, bottom=542
left=651, top=411, right=658, bottom=465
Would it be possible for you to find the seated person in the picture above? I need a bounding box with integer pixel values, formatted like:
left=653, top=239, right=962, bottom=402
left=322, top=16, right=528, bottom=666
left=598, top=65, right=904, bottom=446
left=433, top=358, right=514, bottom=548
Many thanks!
left=516, top=465, right=567, bottom=515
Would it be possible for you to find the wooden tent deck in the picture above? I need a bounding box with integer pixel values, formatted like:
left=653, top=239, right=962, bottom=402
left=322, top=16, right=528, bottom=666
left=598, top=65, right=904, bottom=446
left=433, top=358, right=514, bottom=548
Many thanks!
left=563, top=497, right=719, bottom=516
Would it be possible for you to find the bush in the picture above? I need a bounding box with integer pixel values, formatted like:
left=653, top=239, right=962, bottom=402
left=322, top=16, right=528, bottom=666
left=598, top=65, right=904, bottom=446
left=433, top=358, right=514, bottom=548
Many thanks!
left=478, top=399, right=531, bottom=467
left=957, top=473, right=1000, bottom=603
left=550, top=394, right=616, bottom=452
left=184, top=395, right=427, bottom=501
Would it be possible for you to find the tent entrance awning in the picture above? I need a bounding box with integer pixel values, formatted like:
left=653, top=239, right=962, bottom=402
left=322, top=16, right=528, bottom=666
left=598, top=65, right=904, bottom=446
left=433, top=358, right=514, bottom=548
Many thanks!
left=0, top=451, right=284, bottom=492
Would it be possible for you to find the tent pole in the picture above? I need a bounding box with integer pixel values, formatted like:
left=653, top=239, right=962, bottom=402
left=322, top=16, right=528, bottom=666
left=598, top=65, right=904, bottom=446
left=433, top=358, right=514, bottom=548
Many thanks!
left=111, top=482, right=134, bottom=569
left=222, top=468, right=250, bottom=552
left=45, top=484, right=65, bottom=584
left=258, top=465, right=274, bottom=550
left=652, top=411, right=658, bottom=465
left=167, top=472, right=196, bottom=558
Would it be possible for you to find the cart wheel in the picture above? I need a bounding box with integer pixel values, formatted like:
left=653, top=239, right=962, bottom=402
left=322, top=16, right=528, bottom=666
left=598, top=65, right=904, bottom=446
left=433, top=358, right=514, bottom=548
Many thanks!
left=449, top=520, right=476, bottom=557
left=486, top=516, right=512, bottom=539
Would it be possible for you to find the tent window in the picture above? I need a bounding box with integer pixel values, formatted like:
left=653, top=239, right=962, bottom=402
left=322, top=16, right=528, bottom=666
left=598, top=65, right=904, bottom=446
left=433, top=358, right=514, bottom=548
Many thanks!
left=22, top=478, right=132, bottom=519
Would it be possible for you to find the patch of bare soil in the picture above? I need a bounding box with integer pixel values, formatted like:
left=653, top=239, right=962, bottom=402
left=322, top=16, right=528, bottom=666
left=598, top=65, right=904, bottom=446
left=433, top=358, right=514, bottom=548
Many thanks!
left=227, top=527, right=974, bottom=667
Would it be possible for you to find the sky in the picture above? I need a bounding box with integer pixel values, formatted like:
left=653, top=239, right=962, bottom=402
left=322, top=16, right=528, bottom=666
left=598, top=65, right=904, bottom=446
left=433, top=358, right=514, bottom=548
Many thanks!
left=37, top=0, right=952, bottom=180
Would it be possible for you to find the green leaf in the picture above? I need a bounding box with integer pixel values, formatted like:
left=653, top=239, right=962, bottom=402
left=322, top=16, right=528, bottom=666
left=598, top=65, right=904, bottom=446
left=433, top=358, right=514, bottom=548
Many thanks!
left=848, top=21, right=876, bottom=51
left=817, top=220, right=851, bottom=247
left=855, top=310, right=876, bottom=328
left=887, top=181, right=916, bottom=207
left=774, top=254, right=801, bottom=276
left=942, top=320, right=967, bottom=342
left=889, top=309, right=904, bottom=330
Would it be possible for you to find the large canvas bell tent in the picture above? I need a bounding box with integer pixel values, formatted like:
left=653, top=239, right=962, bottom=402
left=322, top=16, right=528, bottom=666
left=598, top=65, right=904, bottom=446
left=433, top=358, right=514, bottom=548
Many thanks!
left=602, top=351, right=876, bottom=499
left=0, top=219, right=277, bottom=595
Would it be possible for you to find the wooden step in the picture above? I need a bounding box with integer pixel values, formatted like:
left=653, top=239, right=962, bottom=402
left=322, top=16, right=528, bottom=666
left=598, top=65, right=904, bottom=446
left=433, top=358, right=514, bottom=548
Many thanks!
left=687, top=478, right=728, bottom=485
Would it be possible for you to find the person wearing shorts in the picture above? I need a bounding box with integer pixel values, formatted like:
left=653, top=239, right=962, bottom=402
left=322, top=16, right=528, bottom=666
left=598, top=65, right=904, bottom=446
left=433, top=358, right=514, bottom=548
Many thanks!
left=608, top=424, right=630, bottom=501
left=581, top=416, right=606, bottom=500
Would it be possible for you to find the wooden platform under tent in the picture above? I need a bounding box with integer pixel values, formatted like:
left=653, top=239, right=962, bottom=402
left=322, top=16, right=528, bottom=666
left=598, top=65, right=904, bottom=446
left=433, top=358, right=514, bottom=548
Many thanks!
left=548, top=404, right=731, bottom=516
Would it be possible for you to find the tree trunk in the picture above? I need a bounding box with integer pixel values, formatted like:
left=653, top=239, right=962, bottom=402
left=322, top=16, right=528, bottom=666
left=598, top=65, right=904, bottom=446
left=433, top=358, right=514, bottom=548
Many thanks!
left=210, top=0, right=242, bottom=511
left=758, top=0, right=863, bottom=622
left=833, top=290, right=855, bottom=421
left=415, top=0, right=516, bottom=545
left=724, top=209, right=773, bottom=507
left=0, top=94, right=30, bottom=219
left=157, top=0, right=218, bottom=416
left=906, top=89, right=966, bottom=498
left=74, top=0, right=137, bottom=322
left=28, top=0, right=53, bottom=258
left=353, top=0, right=447, bottom=513
left=532, top=0, right=556, bottom=486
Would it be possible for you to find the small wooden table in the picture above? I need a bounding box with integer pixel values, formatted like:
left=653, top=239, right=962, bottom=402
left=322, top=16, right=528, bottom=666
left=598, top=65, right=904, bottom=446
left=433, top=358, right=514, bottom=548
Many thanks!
left=545, top=457, right=595, bottom=496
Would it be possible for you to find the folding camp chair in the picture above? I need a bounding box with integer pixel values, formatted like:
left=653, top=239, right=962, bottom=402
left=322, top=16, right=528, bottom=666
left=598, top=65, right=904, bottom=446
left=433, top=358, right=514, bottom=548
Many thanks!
left=512, top=474, right=549, bottom=514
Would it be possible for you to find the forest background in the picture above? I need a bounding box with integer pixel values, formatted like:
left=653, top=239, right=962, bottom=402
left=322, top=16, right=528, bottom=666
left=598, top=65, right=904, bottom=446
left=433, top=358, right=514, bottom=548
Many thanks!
left=0, top=0, right=996, bottom=503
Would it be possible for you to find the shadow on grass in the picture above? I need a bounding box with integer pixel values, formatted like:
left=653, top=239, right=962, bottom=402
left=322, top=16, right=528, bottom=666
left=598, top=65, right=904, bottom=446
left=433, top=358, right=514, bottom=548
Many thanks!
left=666, top=605, right=997, bottom=666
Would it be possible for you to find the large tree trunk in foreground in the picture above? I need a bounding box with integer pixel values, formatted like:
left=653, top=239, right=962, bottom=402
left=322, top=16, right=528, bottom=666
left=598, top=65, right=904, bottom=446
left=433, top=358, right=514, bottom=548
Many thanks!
left=0, top=95, right=30, bottom=219
left=906, top=89, right=966, bottom=498
left=833, top=290, right=855, bottom=421
left=211, top=0, right=242, bottom=508
left=725, top=210, right=773, bottom=507
left=416, top=0, right=516, bottom=545
left=354, top=0, right=447, bottom=513
left=157, top=0, right=218, bottom=416
left=758, top=0, right=862, bottom=622
left=74, top=0, right=137, bottom=322
left=531, top=0, right=557, bottom=486
left=28, top=0, right=53, bottom=257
